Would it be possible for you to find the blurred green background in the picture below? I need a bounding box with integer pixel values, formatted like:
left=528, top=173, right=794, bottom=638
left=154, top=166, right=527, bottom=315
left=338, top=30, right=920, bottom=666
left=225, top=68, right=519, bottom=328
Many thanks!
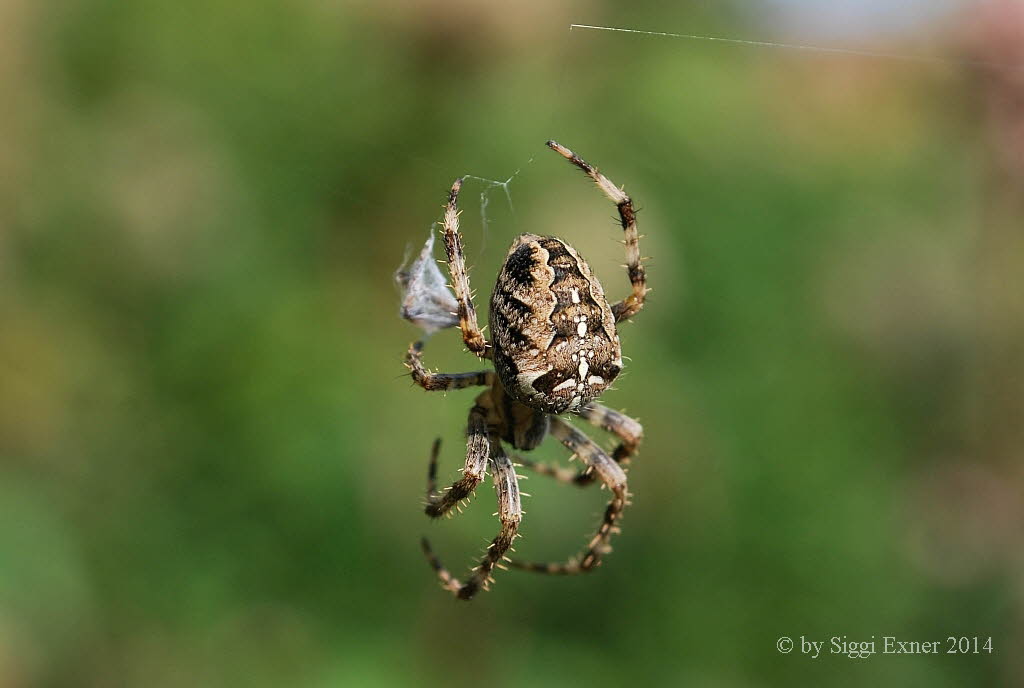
left=3, top=0, right=1023, bottom=685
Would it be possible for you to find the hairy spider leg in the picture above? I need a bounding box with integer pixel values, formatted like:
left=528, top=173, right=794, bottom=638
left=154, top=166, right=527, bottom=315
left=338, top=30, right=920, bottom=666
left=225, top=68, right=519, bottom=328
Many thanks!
left=546, top=141, right=648, bottom=323
left=441, top=179, right=490, bottom=357
left=509, top=417, right=629, bottom=575
left=577, top=401, right=644, bottom=470
left=405, top=341, right=494, bottom=391
left=516, top=402, right=643, bottom=486
left=422, top=433, right=522, bottom=599
left=424, top=406, right=489, bottom=518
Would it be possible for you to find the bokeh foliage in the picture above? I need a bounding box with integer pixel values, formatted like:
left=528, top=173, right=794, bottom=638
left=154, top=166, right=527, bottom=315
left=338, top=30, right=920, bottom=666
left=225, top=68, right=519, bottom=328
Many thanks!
left=2, top=0, right=1021, bottom=686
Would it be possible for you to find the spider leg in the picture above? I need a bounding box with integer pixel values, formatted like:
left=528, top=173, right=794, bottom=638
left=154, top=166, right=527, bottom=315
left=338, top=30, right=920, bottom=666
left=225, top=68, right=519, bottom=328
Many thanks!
left=516, top=403, right=643, bottom=487
left=422, top=436, right=522, bottom=600
left=440, top=179, right=490, bottom=358
left=513, top=455, right=594, bottom=487
left=405, top=341, right=494, bottom=391
left=577, top=402, right=644, bottom=470
left=424, top=406, right=489, bottom=518
left=509, top=417, right=629, bottom=575
left=546, top=141, right=647, bottom=323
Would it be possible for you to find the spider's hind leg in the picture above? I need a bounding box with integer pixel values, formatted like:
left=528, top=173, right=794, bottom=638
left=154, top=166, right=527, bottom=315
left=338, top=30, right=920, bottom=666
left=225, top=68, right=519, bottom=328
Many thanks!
left=509, top=417, right=629, bottom=575
left=422, top=436, right=522, bottom=599
left=577, top=402, right=644, bottom=470
left=516, top=402, right=643, bottom=487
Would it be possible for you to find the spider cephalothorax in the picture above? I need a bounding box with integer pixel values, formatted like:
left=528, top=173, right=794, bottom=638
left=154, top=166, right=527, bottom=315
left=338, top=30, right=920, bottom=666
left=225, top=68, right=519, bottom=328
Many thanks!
left=403, top=141, right=648, bottom=600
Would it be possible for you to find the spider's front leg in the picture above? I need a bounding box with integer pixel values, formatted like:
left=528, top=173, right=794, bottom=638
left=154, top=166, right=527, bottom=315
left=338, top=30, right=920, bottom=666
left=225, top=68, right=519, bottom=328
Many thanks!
left=440, top=179, right=490, bottom=358
left=516, top=402, right=643, bottom=486
left=422, top=434, right=522, bottom=600
left=405, top=341, right=494, bottom=392
left=510, top=416, right=629, bottom=575
left=547, top=141, right=648, bottom=323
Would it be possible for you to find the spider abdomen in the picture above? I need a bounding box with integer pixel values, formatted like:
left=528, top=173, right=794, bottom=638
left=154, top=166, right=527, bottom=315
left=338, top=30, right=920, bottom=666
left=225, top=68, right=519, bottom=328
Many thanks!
left=490, top=234, right=623, bottom=414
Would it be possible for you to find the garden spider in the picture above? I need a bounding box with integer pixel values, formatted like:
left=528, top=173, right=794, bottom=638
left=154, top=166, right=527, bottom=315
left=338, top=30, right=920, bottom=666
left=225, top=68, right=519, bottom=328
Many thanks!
left=405, top=141, right=647, bottom=600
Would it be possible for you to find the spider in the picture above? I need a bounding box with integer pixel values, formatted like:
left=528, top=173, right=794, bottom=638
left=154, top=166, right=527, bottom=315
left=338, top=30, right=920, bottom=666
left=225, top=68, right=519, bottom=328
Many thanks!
left=404, top=141, right=647, bottom=600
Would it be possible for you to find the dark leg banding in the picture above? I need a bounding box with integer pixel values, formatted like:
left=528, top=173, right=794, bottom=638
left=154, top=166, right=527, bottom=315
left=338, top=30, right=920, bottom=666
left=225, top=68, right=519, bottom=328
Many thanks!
left=422, top=439, right=522, bottom=599
left=440, top=179, right=490, bottom=357
left=405, top=341, right=494, bottom=391
left=509, top=416, right=629, bottom=575
left=423, top=406, right=489, bottom=518
left=546, top=141, right=648, bottom=322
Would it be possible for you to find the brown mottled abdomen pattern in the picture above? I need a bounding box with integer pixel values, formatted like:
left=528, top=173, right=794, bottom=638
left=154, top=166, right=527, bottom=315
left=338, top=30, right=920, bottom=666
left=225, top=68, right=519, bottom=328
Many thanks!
left=490, top=234, right=623, bottom=414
